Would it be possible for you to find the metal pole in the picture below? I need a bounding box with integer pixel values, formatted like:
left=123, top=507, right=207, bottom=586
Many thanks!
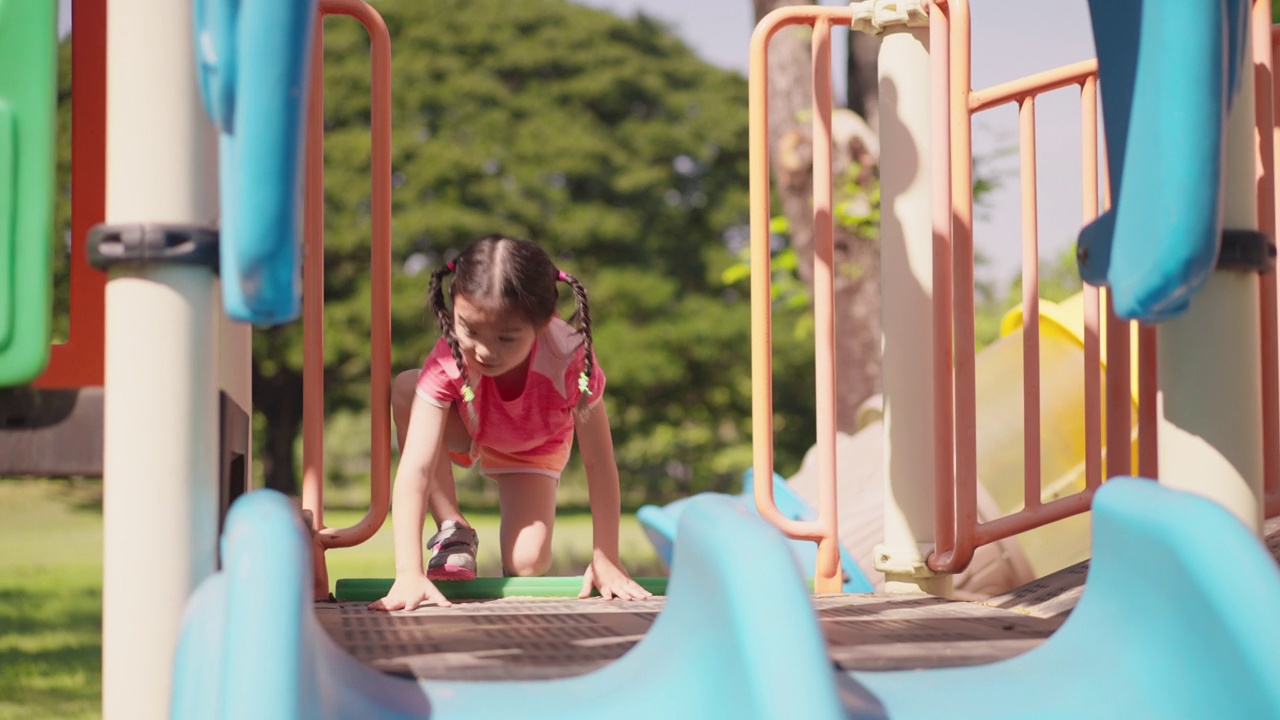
left=860, top=2, right=951, bottom=595
left=101, top=1, right=219, bottom=716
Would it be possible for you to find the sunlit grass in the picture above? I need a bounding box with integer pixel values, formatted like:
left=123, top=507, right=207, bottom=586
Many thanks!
left=0, top=480, right=102, bottom=720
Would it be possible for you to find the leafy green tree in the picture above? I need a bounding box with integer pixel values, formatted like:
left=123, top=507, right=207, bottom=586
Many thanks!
left=253, top=0, right=816, bottom=497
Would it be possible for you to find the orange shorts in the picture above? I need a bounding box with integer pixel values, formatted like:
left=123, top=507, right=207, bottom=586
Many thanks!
left=447, top=438, right=569, bottom=480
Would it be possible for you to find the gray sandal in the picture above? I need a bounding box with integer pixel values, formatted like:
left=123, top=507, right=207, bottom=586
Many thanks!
left=426, top=520, right=478, bottom=580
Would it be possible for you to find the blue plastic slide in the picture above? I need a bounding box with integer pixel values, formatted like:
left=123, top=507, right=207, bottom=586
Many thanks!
left=172, top=474, right=1280, bottom=719
left=193, top=0, right=317, bottom=325
left=1076, top=0, right=1251, bottom=321
left=851, top=477, right=1280, bottom=718
left=637, top=468, right=874, bottom=593
left=172, top=488, right=872, bottom=720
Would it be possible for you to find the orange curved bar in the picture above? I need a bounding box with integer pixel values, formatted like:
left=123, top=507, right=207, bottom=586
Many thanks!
left=302, top=22, right=326, bottom=536
left=302, top=18, right=329, bottom=600
left=300, top=0, right=393, bottom=553
left=1254, top=0, right=1279, bottom=517
left=749, top=6, right=854, bottom=584
left=1081, top=75, right=1105, bottom=489
left=1018, top=95, right=1042, bottom=510
left=929, top=0, right=957, bottom=560
left=932, top=0, right=1125, bottom=572
left=36, top=0, right=107, bottom=389
left=930, top=0, right=979, bottom=573
left=971, top=489, right=1095, bottom=545
left=968, top=59, right=1097, bottom=113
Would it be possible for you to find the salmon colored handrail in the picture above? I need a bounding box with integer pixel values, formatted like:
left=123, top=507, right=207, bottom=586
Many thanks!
left=300, top=0, right=393, bottom=562
left=750, top=5, right=855, bottom=594
left=1081, top=75, right=1106, bottom=488
left=930, top=0, right=1112, bottom=572
left=1019, top=94, right=1042, bottom=511
left=1257, top=9, right=1279, bottom=518
left=929, top=0, right=979, bottom=572
left=930, top=0, right=957, bottom=562
left=968, top=59, right=1097, bottom=113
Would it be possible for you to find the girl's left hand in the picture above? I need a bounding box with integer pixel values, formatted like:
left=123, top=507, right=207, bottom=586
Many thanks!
left=579, top=555, right=652, bottom=601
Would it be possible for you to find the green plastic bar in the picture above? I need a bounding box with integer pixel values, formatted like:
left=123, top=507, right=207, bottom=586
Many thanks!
left=335, top=576, right=671, bottom=601
left=0, top=0, right=57, bottom=386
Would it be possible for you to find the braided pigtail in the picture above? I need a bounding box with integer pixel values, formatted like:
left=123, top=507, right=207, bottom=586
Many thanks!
left=558, top=270, right=595, bottom=413
left=430, top=261, right=477, bottom=421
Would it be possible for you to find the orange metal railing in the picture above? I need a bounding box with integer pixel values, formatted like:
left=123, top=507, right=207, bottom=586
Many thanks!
left=752, top=0, right=1280, bottom=588
left=929, top=0, right=1149, bottom=573
left=1264, top=16, right=1280, bottom=518
left=749, top=5, right=856, bottom=595
left=300, top=0, right=393, bottom=598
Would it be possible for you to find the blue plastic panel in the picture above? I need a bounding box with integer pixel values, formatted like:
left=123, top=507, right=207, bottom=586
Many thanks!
left=1077, top=0, right=1250, bottom=322
left=194, top=0, right=316, bottom=325
left=173, top=489, right=876, bottom=719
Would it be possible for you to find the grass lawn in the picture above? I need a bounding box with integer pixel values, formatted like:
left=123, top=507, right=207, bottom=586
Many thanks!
left=0, top=479, right=664, bottom=719
left=0, top=480, right=102, bottom=720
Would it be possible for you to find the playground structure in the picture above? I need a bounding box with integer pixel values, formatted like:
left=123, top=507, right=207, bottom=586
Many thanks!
left=3, top=0, right=1280, bottom=718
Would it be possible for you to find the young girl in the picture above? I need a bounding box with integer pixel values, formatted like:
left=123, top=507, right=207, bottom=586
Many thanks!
left=370, top=235, right=651, bottom=611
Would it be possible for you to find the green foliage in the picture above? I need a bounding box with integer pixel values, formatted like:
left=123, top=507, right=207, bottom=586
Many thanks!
left=835, top=163, right=880, bottom=241
left=259, top=0, right=816, bottom=499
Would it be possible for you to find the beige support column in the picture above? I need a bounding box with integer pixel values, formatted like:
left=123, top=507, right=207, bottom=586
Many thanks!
left=856, top=1, right=952, bottom=595
left=100, top=1, right=220, bottom=717
left=1155, top=33, right=1265, bottom=534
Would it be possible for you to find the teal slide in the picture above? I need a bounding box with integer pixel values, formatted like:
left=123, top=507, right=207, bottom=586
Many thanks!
left=173, top=489, right=864, bottom=720
left=637, top=468, right=875, bottom=594
left=1076, top=0, right=1251, bottom=321
left=172, top=478, right=1280, bottom=719
left=193, top=0, right=317, bottom=325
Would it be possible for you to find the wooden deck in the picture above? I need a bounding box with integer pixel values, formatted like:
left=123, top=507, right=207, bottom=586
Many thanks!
left=317, top=517, right=1280, bottom=682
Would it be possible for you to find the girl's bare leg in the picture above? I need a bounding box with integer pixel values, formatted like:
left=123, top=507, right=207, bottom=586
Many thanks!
left=494, top=474, right=558, bottom=576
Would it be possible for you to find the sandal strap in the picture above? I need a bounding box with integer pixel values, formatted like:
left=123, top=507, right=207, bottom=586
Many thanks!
left=426, top=521, right=477, bottom=554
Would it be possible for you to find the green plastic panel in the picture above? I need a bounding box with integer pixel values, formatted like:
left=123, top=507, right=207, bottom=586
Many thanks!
left=0, top=0, right=57, bottom=386
left=335, top=576, right=671, bottom=602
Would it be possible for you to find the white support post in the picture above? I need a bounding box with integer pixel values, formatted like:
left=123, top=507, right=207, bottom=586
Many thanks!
left=857, top=2, right=951, bottom=595
left=1155, top=31, right=1265, bottom=533
left=101, top=1, right=220, bottom=718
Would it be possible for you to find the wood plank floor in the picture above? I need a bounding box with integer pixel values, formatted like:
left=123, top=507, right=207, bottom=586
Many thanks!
left=317, top=517, right=1280, bottom=682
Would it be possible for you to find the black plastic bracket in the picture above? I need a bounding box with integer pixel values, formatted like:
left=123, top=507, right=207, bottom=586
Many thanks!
left=87, top=223, right=220, bottom=272
left=1217, top=228, right=1276, bottom=274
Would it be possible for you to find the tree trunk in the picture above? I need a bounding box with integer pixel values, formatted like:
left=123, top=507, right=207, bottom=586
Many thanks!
left=252, top=354, right=304, bottom=496
left=752, top=0, right=882, bottom=433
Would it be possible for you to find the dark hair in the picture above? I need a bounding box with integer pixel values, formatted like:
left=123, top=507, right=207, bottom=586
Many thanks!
left=428, top=234, right=596, bottom=410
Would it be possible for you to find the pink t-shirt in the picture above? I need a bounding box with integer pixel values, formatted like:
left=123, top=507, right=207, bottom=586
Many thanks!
left=415, top=317, right=605, bottom=475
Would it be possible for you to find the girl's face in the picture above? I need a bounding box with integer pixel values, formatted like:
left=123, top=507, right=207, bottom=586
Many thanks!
left=452, top=294, right=543, bottom=379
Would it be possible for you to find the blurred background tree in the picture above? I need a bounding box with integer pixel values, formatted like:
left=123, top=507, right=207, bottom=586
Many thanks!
left=44, top=0, right=1049, bottom=505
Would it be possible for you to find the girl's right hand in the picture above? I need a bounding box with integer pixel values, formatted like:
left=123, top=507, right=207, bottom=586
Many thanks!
left=368, top=574, right=452, bottom=611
